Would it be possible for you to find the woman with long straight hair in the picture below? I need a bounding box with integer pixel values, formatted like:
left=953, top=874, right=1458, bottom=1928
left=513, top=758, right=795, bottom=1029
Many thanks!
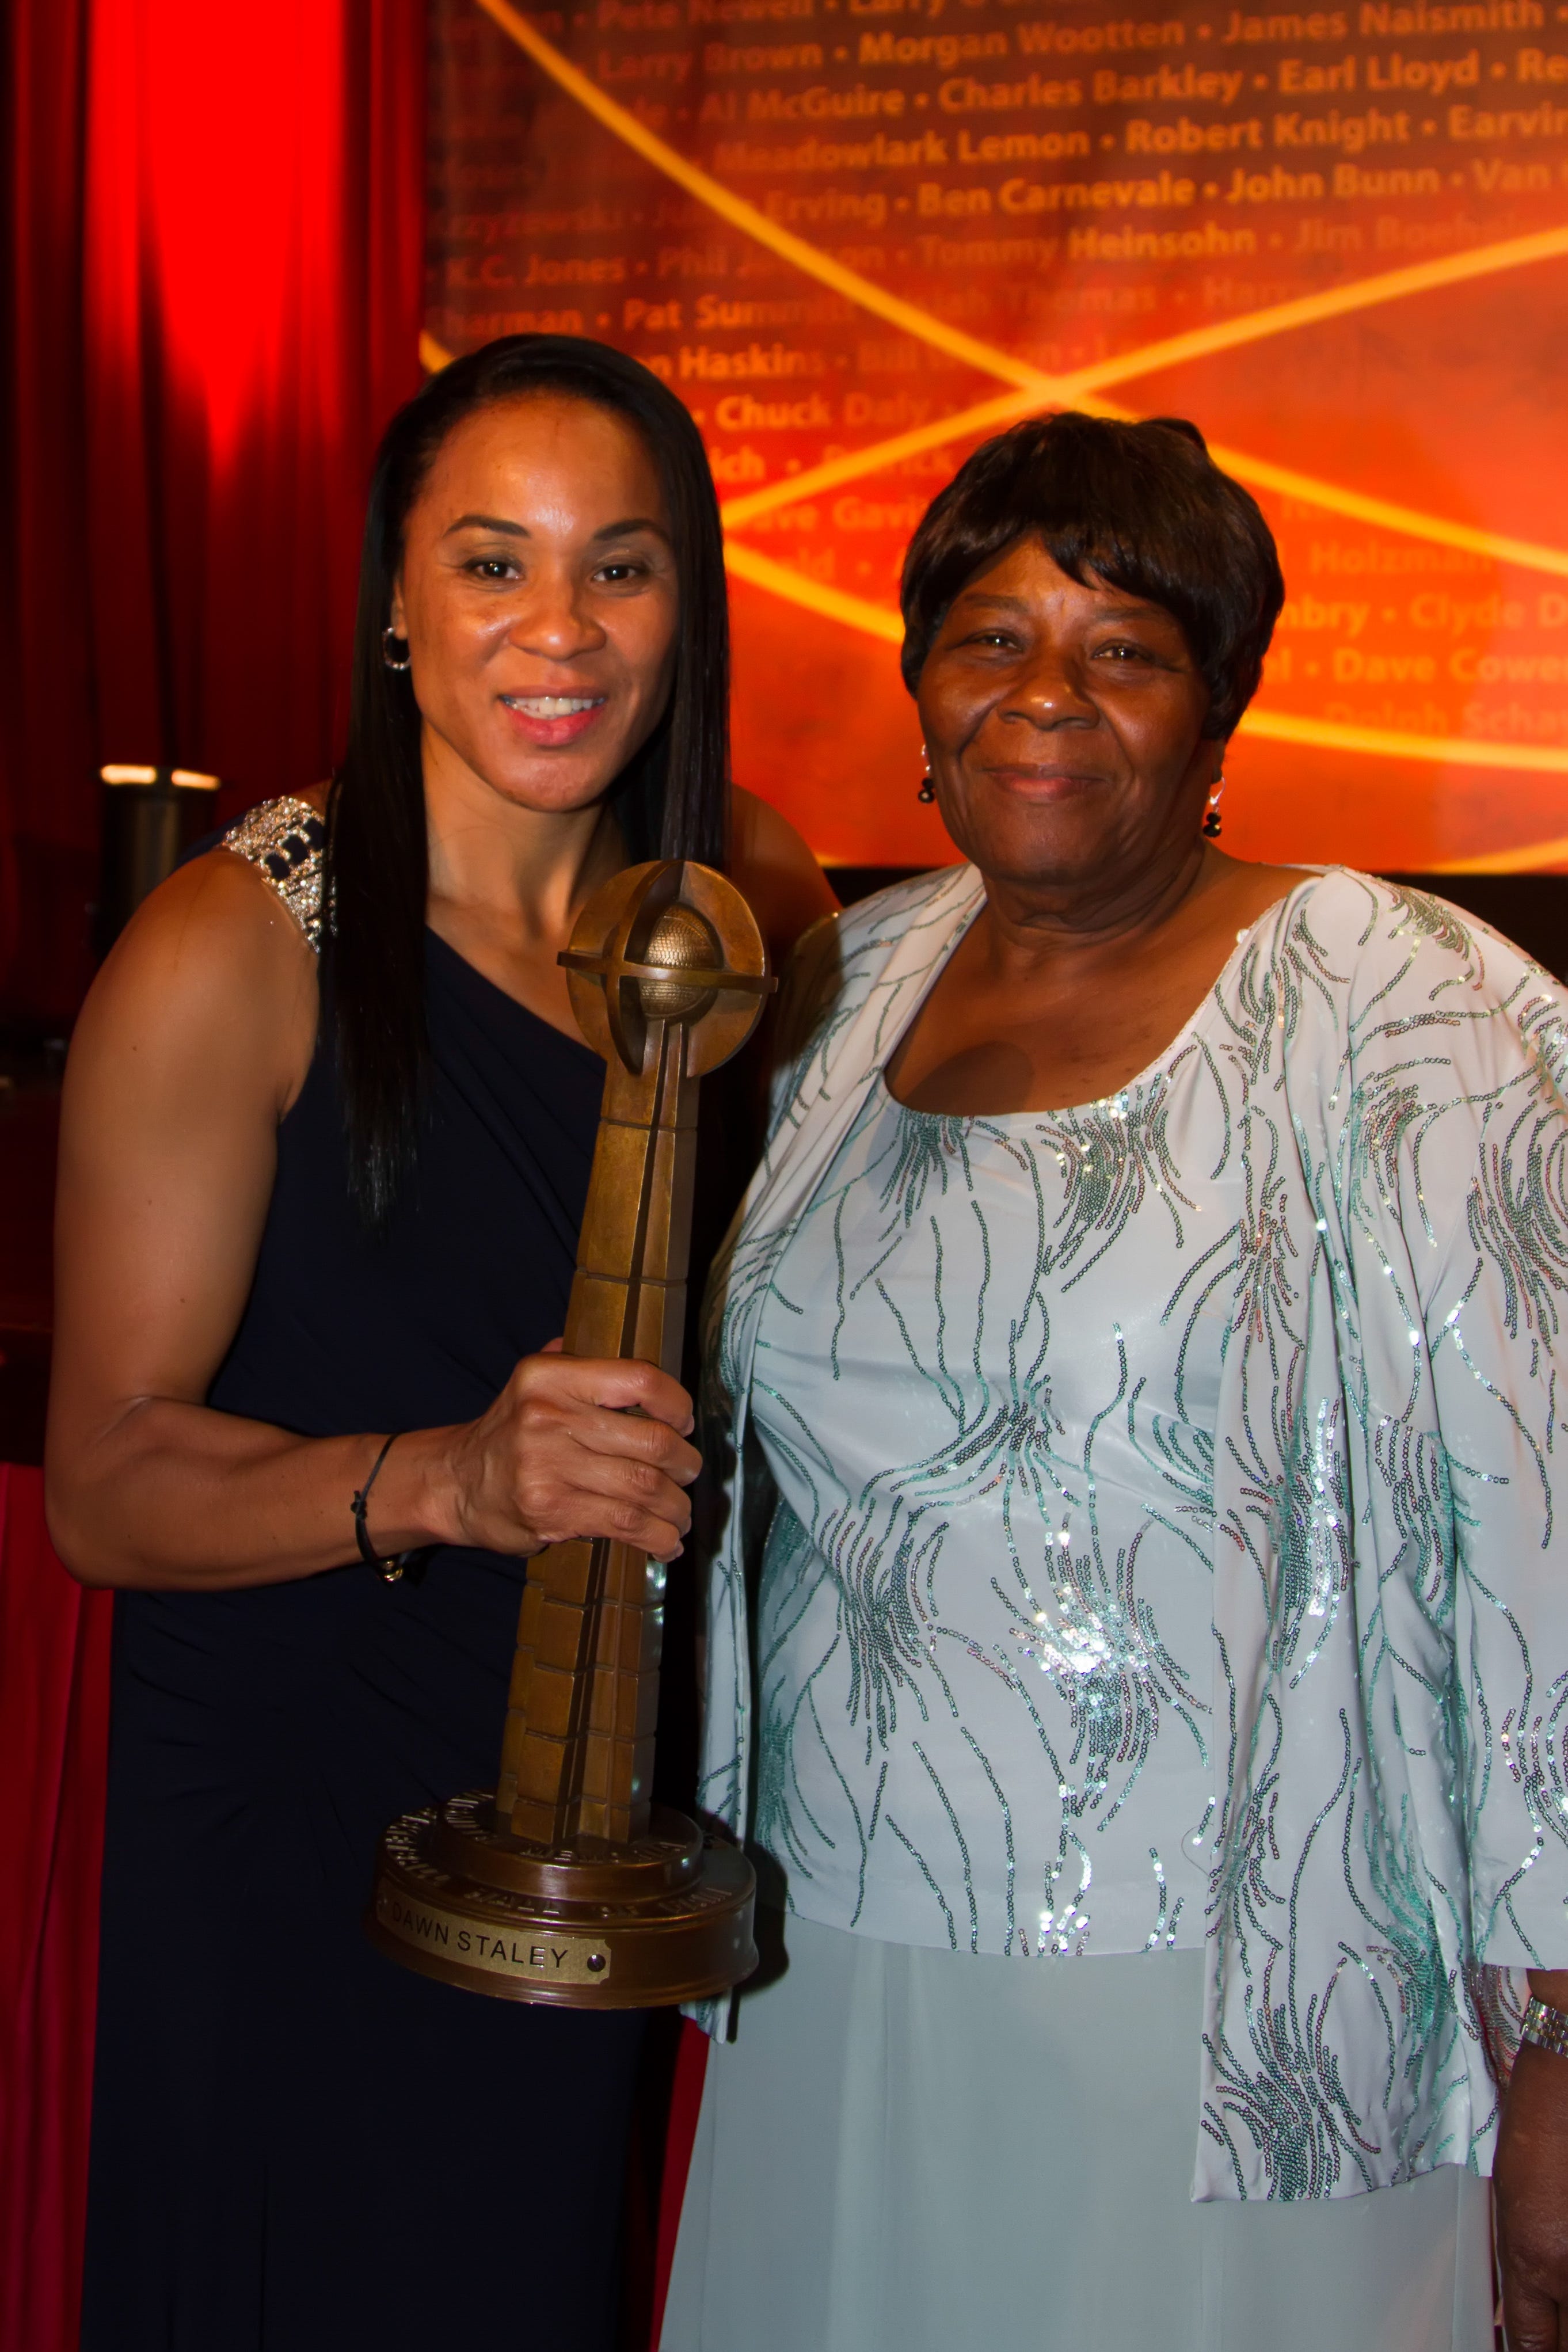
left=48, top=334, right=834, bottom=2352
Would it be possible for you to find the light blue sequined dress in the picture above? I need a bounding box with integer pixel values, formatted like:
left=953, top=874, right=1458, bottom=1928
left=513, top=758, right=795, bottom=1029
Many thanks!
left=660, top=863, right=1568, bottom=2350
left=748, top=1061, right=1230, bottom=1962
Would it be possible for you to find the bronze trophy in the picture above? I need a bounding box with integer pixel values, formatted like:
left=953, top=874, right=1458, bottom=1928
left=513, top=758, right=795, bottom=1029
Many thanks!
left=367, top=859, right=768, bottom=2007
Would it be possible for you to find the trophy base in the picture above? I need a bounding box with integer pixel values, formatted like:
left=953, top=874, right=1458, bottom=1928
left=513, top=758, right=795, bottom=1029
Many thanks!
left=366, top=1791, right=757, bottom=2010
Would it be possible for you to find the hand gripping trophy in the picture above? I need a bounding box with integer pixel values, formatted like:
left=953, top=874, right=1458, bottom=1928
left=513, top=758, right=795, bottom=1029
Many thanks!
left=367, top=861, right=769, bottom=2007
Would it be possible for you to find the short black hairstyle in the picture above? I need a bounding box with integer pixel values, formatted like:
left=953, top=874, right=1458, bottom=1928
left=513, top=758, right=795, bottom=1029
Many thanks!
left=899, top=412, right=1284, bottom=739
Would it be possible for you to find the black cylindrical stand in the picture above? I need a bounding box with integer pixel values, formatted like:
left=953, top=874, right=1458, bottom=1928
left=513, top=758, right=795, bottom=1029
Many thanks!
left=95, top=765, right=220, bottom=955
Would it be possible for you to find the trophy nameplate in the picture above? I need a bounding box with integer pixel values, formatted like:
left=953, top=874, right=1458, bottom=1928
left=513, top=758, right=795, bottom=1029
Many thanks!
left=367, top=860, right=770, bottom=2007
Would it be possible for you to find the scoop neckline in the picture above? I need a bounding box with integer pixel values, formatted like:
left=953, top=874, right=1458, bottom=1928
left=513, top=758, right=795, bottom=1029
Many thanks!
left=881, top=870, right=1318, bottom=1128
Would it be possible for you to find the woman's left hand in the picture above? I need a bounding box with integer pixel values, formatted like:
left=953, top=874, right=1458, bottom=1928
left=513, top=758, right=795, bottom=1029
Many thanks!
left=1495, top=1981, right=1568, bottom=2350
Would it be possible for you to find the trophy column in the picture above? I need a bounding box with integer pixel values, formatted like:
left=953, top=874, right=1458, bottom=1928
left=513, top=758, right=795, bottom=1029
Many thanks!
left=366, top=860, right=768, bottom=2008
left=497, top=999, right=698, bottom=1848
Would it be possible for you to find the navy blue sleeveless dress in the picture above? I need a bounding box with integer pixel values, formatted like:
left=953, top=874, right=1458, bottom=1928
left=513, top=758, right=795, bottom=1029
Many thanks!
left=82, top=801, right=648, bottom=2350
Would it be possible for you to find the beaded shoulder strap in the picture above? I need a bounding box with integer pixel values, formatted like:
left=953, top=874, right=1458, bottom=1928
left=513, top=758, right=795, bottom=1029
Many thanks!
left=220, top=794, right=326, bottom=952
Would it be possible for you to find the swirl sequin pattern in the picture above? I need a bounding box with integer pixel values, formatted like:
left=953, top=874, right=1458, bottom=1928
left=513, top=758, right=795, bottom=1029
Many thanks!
left=697, top=865, right=1568, bottom=2202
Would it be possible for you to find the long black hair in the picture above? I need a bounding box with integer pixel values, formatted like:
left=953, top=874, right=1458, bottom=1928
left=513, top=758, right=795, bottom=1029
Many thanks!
left=326, top=334, right=730, bottom=1226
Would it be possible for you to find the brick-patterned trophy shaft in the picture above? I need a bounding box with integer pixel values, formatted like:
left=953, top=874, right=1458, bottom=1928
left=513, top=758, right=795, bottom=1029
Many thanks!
left=367, top=861, right=768, bottom=2012
left=497, top=1031, right=695, bottom=1845
left=496, top=862, right=771, bottom=1850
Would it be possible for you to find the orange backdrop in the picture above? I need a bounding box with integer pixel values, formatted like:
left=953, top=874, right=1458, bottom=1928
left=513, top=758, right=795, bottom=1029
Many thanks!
left=427, top=0, right=1568, bottom=871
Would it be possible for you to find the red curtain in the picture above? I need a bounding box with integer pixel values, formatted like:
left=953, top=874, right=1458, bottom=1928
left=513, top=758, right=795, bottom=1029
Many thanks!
left=652, top=2022, right=710, bottom=2344
left=0, top=20, right=709, bottom=2339
left=0, top=1468, right=113, bottom=2352
left=0, top=7, right=426, bottom=2339
left=0, top=0, right=427, bottom=1027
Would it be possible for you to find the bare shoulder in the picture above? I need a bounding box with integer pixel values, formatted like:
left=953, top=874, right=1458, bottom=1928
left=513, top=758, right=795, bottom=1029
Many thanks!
left=729, top=785, right=839, bottom=968
left=97, top=839, right=317, bottom=1018
left=730, top=783, right=823, bottom=876
left=67, top=838, right=319, bottom=1125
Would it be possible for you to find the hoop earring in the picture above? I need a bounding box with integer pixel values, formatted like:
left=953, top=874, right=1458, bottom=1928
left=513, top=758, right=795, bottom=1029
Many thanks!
left=918, top=743, right=936, bottom=805
left=1202, top=776, right=1226, bottom=839
left=381, top=625, right=412, bottom=673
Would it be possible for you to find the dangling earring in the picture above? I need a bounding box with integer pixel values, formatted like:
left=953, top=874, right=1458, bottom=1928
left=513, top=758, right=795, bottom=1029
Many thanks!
left=1202, top=776, right=1226, bottom=838
left=381, top=625, right=412, bottom=672
left=917, top=743, right=936, bottom=804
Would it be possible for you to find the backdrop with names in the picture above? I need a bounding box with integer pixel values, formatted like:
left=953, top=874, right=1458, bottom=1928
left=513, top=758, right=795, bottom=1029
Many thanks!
left=427, top=0, right=1568, bottom=871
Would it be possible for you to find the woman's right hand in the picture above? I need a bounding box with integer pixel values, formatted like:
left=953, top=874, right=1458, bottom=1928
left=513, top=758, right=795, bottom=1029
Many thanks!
left=406, top=1349, right=702, bottom=1564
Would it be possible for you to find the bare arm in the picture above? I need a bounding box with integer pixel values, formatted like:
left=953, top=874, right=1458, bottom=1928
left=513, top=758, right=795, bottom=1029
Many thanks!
left=1495, top=1967, right=1568, bottom=2351
left=45, top=850, right=699, bottom=1591
left=726, top=787, right=839, bottom=1131
left=730, top=786, right=839, bottom=966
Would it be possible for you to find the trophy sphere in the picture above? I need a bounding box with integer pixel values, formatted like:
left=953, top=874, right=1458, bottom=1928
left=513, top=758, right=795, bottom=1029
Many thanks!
left=637, top=902, right=720, bottom=1024
left=557, top=859, right=774, bottom=1076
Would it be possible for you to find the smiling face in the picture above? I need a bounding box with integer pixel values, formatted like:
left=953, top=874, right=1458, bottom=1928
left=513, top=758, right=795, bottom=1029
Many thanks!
left=916, top=537, right=1223, bottom=896
left=389, top=391, right=680, bottom=820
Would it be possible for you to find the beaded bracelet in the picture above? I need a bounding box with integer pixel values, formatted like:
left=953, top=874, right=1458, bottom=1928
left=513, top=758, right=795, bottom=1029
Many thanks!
left=1521, top=1995, right=1568, bottom=2060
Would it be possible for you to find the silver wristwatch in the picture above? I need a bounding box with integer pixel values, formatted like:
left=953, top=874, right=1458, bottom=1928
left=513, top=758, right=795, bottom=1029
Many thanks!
left=1521, top=1995, right=1568, bottom=2059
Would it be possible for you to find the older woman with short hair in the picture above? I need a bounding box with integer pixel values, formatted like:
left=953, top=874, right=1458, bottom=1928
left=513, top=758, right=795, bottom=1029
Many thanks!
left=663, top=413, right=1568, bottom=2351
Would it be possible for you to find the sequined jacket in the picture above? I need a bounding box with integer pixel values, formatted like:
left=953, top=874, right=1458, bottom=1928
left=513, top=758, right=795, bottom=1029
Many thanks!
left=697, top=862, right=1568, bottom=2201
